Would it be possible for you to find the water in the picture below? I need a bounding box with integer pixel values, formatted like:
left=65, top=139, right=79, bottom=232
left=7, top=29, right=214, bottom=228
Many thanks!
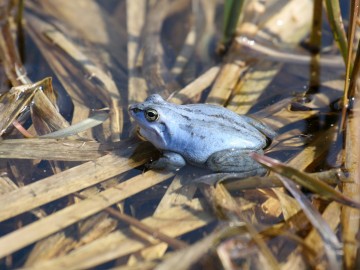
left=0, top=0, right=350, bottom=269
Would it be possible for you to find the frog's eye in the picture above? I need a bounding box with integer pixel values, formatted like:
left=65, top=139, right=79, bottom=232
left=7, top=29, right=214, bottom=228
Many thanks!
left=145, top=108, right=159, bottom=122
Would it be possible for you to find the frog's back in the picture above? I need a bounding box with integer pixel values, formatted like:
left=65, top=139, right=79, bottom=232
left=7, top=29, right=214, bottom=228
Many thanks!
left=181, top=103, right=275, bottom=140
left=162, top=103, right=273, bottom=164
left=138, top=95, right=275, bottom=142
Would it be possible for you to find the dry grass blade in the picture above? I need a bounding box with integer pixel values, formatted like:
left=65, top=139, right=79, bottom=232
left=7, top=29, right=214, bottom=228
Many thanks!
left=283, top=202, right=341, bottom=269
left=24, top=16, right=109, bottom=140
left=224, top=169, right=346, bottom=191
left=170, top=0, right=198, bottom=77
left=272, top=188, right=301, bottom=220
left=155, top=227, right=228, bottom=270
left=277, top=175, right=342, bottom=270
left=154, top=173, right=197, bottom=214
left=0, top=77, right=62, bottom=137
left=228, top=0, right=313, bottom=114
left=27, top=4, right=130, bottom=148
left=74, top=193, right=188, bottom=250
left=308, top=0, right=323, bottom=51
left=0, top=140, right=154, bottom=222
left=283, top=123, right=339, bottom=170
left=31, top=90, right=70, bottom=136
left=0, top=1, right=356, bottom=268
left=201, top=183, right=280, bottom=270
left=40, top=111, right=108, bottom=138
left=206, top=56, right=247, bottom=105
left=22, top=199, right=212, bottom=270
left=0, top=139, right=109, bottom=161
left=0, top=84, right=38, bottom=136
left=0, top=175, right=46, bottom=220
left=142, top=0, right=183, bottom=97
left=252, top=153, right=360, bottom=209
left=125, top=171, right=198, bottom=264
left=43, top=31, right=120, bottom=104
left=42, top=28, right=122, bottom=139
left=348, top=38, right=360, bottom=102
left=169, top=66, right=220, bottom=104
left=0, top=3, right=30, bottom=86
left=27, top=0, right=128, bottom=70
left=126, top=0, right=148, bottom=103
left=23, top=212, right=118, bottom=266
left=0, top=171, right=173, bottom=259
left=307, top=0, right=323, bottom=90
left=12, top=119, right=34, bottom=137
left=236, top=37, right=343, bottom=68
left=342, top=53, right=360, bottom=269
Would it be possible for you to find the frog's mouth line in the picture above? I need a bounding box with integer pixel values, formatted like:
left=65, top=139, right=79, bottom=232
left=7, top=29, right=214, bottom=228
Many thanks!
left=135, top=127, right=147, bottom=141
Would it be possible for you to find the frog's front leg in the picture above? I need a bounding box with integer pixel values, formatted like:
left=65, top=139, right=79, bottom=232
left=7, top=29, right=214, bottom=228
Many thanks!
left=206, top=149, right=267, bottom=176
left=149, top=151, right=186, bottom=171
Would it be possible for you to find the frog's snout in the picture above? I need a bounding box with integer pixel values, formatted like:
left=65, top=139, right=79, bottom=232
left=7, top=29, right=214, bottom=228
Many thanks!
left=128, top=106, right=136, bottom=120
left=128, top=105, right=134, bottom=112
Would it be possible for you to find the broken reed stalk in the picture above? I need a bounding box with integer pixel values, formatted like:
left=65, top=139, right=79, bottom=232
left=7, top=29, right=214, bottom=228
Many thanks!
left=74, top=193, right=188, bottom=250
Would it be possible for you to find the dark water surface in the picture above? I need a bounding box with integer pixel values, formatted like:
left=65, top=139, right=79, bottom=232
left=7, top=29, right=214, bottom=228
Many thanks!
left=0, top=0, right=349, bottom=269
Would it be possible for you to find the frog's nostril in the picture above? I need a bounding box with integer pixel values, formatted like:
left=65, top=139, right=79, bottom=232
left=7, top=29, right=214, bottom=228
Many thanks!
left=129, top=107, right=141, bottom=113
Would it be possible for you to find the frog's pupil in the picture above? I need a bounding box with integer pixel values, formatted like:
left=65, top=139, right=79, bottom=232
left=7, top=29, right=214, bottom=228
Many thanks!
left=145, top=109, right=158, bottom=121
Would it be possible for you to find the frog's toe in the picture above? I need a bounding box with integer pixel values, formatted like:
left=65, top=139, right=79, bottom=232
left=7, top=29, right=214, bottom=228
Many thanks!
left=148, top=151, right=186, bottom=171
left=206, top=149, right=266, bottom=174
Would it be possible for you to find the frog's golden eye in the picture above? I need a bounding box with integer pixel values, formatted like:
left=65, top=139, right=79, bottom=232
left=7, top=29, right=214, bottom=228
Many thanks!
left=145, top=108, right=159, bottom=122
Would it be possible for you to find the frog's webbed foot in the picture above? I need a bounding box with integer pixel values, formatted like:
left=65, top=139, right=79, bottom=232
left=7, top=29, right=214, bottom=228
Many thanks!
left=148, top=151, right=186, bottom=171
left=205, top=149, right=267, bottom=176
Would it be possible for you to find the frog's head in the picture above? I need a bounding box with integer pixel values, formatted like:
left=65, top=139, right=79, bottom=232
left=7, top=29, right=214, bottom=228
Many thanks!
left=128, top=94, right=170, bottom=149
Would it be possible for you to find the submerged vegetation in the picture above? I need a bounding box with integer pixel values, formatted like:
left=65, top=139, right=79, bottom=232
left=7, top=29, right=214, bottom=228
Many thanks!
left=0, top=0, right=359, bottom=269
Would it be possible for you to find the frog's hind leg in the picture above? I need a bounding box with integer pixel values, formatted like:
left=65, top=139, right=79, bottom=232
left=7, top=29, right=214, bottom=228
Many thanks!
left=243, top=116, right=277, bottom=141
left=205, top=149, right=266, bottom=176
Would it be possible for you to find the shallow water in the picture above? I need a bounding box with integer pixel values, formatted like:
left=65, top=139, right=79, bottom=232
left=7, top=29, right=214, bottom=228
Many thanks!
left=0, top=0, right=352, bottom=269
